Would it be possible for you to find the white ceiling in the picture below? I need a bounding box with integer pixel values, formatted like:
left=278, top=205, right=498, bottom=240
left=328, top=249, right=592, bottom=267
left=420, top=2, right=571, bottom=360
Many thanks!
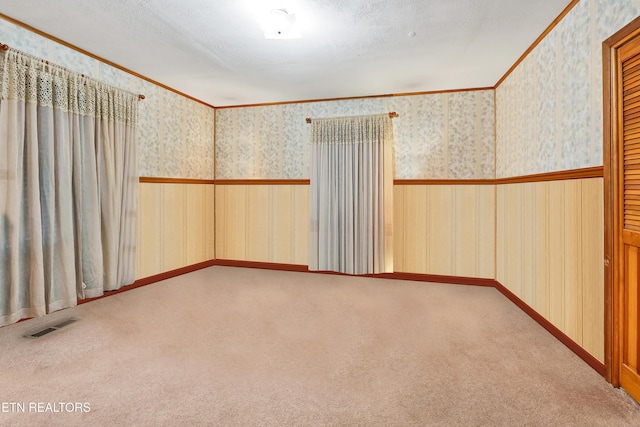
left=0, top=0, right=572, bottom=107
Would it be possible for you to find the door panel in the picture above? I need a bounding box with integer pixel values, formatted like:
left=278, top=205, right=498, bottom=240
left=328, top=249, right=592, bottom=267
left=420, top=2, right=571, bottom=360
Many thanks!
left=624, top=245, right=638, bottom=371
left=619, top=34, right=640, bottom=402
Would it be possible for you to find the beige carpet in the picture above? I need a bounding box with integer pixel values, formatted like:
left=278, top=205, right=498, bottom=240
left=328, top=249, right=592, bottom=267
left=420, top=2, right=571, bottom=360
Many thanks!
left=1, top=266, right=639, bottom=426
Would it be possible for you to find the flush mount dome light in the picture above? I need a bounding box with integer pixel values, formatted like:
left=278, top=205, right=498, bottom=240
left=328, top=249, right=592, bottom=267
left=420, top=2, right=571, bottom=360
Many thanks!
left=257, top=8, right=301, bottom=39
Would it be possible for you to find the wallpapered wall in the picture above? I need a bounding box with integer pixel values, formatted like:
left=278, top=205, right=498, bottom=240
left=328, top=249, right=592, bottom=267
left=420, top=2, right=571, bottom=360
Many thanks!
left=496, top=0, right=640, bottom=178
left=216, top=90, right=495, bottom=180
left=0, top=18, right=215, bottom=180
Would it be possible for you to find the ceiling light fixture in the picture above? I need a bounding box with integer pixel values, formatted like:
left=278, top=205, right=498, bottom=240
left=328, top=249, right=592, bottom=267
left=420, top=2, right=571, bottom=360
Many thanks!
left=256, top=8, right=301, bottom=39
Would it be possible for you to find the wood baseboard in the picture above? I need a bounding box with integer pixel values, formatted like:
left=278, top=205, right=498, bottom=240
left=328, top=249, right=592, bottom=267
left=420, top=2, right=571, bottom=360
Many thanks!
left=213, top=259, right=309, bottom=271
left=79, top=260, right=217, bottom=305
left=372, top=271, right=497, bottom=287
left=212, top=259, right=497, bottom=287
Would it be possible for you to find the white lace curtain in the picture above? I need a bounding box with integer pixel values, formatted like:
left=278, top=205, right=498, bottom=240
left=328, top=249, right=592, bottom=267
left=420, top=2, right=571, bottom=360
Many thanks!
left=309, top=114, right=394, bottom=275
left=0, top=49, right=139, bottom=327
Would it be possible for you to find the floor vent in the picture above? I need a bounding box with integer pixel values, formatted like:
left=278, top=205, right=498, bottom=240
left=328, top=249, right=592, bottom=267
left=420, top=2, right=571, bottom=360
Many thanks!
left=53, top=318, right=77, bottom=329
left=25, top=317, right=78, bottom=339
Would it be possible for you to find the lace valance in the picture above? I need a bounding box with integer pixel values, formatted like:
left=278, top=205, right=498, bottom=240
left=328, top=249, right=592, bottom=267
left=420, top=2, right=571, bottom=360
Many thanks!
left=0, top=49, right=138, bottom=126
left=310, top=114, right=393, bottom=145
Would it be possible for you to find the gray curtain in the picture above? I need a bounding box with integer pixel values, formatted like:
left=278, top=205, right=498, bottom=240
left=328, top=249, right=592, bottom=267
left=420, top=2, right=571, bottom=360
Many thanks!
left=0, top=49, right=139, bottom=327
left=309, top=114, right=394, bottom=275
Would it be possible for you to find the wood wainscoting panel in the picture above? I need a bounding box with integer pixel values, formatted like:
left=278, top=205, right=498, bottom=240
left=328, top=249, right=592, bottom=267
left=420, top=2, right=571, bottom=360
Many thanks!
left=246, top=185, right=271, bottom=263
left=521, top=183, right=536, bottom=308
left=548, top=180, right=566, bottom=332
left=582, top=178, right=605, bottom=362
left=215, top=184, right=309, bottom=265
left=476, top=185, right=496, bottom=279
left=563, top=179, right=583, bottom=346
left=229, top=185, right=249, bottom=261
left=451, top=185, right=482, bottom=277
left=137, top=183, right=163, bottom=279
left=214, top=185, right=227, bottom=260
left=498, top=183, right=524, bottom=297
left=496, top=184, right=507, bottom=287
left=162, top=184, right=187, bottom=272
left=292, top=185, right=309, bottom=266
left=393, top=185, right=405, bottom=272
left=427, top=186, right=455, bottom=276
left=216, top=184, right=248, bottom=260
left=185, top=184, right=207, bottom=266
left=496, top=177, right=604, bottom=363
left=138, top=182, right=215, bottom=280
left=205, top=185, right=216, bottom=260
left=217, top=183, right=494, bottom=277
left=402, top=185, right=428, bottom=274
left=534, top=181, right=551, bottom=321
left=453, top=186, right=478, bottom=277
left=397, top=184, right=494, bottom=278
left=271, top=185, right=293, bottom=264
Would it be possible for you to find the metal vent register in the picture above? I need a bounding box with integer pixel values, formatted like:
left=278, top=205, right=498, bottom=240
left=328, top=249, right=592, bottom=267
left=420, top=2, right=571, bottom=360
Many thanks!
left=24, top=317, right=78, bottom=338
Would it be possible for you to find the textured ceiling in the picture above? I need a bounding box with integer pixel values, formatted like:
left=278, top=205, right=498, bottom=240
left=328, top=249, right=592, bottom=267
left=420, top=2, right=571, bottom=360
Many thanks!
left=0, top=0, right=572, bottom=106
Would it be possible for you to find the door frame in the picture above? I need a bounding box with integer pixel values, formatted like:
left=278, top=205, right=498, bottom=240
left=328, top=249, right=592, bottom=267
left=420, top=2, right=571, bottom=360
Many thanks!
left=603, top=15, right=640, bottom=386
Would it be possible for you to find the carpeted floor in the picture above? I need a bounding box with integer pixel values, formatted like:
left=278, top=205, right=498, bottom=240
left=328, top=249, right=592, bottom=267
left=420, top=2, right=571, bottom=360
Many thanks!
left=1, top=266, right=639, bottom=426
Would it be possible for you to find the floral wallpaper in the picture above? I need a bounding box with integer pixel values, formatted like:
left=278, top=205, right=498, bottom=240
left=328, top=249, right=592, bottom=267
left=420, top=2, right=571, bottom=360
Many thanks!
left=216, top=90, right=495, bottom=180
left=6, top=0, right=639, bottom=181
left=496, top=0, right=640, bottom=178
left=0, top=18, right=215, bottom=179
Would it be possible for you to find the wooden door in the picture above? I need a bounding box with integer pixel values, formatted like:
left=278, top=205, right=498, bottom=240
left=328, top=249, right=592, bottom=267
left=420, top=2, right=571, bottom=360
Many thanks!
left=618, top=34, right=640, bottom=402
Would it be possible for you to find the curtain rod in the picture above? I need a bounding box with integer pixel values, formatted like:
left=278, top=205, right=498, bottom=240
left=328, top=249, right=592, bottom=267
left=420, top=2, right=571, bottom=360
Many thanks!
left=305, top=112, right=399, bottom=123
left=0, top=42, right=145, bottom=100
